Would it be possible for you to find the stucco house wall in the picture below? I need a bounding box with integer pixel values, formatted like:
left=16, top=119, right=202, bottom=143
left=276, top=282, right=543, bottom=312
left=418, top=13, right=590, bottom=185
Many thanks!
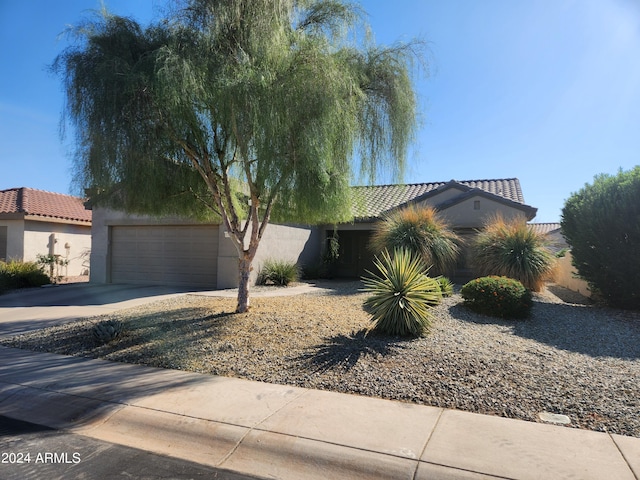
left=428, top=197, right=527, bottom=228
left=91, top=207, right=320, bottom=288
left=22, top=220, right=91, bottom=276
left=555, top=252, right=591, bottom=297
left=0, top=219, right=25, bottom=261
left=217, top=222, right=321, bottom=288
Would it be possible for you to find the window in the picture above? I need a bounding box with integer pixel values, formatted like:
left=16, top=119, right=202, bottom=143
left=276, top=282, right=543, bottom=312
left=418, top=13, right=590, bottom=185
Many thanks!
left=474, top=200, right=480, bottom=210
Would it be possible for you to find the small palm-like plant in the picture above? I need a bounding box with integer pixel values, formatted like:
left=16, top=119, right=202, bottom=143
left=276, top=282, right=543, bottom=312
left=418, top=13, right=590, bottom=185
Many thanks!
left=362, top=248, right=442, bottom=337
left=370, top=205, right=460, bottom=275
left=472, top=216, right=556, bottom=291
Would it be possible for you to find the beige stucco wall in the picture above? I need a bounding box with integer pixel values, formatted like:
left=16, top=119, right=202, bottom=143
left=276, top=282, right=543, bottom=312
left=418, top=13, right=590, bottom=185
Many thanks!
left=420, top=187, right=467, bottom=205
left=91, top=207, right=320, bottom=288
left=23, top=220, right=92, bottom=277
left=0, top=219, right=91, bottom=277
left=424, top=196, right=527, bottom=228
left=554, top=252, right=591, bottom=297
left=0, top=219, right=25, bottom=261
left=216, top=222, right=321, bottom=289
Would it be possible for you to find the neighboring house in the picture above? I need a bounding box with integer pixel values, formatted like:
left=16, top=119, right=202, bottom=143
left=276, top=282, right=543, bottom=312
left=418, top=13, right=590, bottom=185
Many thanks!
left=326, top=178, right=538, bottom=279
left=0, top=188, right=92, bottom=276
left=527, top=222, right=567, bottom=254
left=527, top=222, right=590, bottom=296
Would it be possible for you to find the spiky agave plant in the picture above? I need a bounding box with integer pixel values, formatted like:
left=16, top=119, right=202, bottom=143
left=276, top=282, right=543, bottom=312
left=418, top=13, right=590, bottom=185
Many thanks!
left=92, top=319, right=123, bottom=345
left=472, top=216, right=556, bottom=291
left=369, top=205, right=460, bottom=275
left=362, top=248, right=442, bottom=336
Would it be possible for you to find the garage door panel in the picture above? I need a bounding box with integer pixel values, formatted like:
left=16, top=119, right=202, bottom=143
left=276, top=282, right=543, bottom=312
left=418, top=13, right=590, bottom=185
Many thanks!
left=110, top=225, right=219, bottom=288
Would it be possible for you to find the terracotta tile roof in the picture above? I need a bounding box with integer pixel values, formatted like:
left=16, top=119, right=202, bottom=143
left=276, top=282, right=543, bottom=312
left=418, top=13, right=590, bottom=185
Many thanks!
left=351, top=178, right=528, bottom=219
left=528, top=223, right=561, bottom=235
left=0, top=187, right=92, bottom=223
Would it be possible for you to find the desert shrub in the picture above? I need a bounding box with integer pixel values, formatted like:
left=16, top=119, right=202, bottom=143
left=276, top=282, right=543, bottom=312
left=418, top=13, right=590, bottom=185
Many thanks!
left=36, top=253, right=69, bottom=284
left=435, top=275, right=454, bottom=297
left=256, top=259, right=299, bottom=286
left=0, top=260, right=50, bottom=292
left=561, top=167, right=640, bottom=310
left=362, top=248, right=442, bottom=336
left=461, top=276, right=532, bottom=319
left=369, top=205, right=460, bottom=275
left=472, top=216, right=556, bottom=291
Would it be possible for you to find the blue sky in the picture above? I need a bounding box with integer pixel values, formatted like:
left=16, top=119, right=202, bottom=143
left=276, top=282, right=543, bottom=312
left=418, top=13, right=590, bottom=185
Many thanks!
left=1, top=1, right=639, bottom=223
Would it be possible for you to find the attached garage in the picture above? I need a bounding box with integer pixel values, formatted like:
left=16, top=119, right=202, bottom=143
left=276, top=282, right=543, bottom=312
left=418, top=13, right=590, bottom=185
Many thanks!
left=109, top=225, right=219, bottom=288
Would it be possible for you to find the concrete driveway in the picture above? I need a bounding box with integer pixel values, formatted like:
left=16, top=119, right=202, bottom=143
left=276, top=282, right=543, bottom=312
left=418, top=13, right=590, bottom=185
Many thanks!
left=0, top=283, right=202, bottom=337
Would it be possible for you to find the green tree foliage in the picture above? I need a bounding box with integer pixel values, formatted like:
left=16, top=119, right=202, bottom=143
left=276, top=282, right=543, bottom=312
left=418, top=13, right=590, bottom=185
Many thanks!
left=53, top=0, right=423, bottom=312
left=561, top=167, right=640, bottom=310
left=471, top=215, right=556, bottom=292
left=369, top=205, right=460, bottom=275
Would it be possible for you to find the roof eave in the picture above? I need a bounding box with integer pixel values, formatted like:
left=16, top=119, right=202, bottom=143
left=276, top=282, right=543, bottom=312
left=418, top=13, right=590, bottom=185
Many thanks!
left=23, top=214, right=92, bottom=226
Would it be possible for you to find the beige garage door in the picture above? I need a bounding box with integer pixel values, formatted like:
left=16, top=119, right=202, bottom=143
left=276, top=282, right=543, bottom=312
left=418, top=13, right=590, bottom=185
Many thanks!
left=110, top=225, right=219, bottom=288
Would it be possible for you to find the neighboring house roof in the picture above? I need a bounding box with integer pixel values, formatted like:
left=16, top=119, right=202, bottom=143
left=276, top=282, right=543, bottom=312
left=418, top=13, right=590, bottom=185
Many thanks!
left=351, top=178, right=535, bottom=220
left=0, top=187, right=92, bottom=224
left=528, top=222, right=561, bottom=236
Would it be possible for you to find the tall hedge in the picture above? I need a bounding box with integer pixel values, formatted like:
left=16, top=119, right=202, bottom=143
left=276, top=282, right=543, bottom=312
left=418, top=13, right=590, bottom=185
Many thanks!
left=561, top=167, right=640, bottom=310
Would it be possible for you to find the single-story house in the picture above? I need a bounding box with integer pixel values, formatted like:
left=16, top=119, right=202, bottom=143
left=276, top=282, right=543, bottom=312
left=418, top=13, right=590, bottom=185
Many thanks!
left=0, top=187, right=92, bottom=276
left=90, top=177, right=540, bottom=288
left=327, top=178, right=537, bottom=278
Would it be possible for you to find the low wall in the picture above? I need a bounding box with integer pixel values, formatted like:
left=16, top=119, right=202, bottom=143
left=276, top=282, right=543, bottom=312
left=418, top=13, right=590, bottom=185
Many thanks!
left=554, top=252, right=591, bottom=297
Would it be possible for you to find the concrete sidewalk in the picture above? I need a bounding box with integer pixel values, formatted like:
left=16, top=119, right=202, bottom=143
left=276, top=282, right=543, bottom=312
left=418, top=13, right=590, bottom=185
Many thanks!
left=0, top=346, right=638, bottom=480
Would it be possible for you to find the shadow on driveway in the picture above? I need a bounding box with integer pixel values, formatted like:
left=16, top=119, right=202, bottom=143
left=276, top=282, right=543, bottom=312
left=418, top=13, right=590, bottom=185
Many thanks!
left=0, top=283, right=207, bottom=307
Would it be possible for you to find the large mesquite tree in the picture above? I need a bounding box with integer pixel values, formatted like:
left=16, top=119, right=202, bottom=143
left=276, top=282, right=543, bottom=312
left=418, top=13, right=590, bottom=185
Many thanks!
left=54, top=0, right=421, bottom=312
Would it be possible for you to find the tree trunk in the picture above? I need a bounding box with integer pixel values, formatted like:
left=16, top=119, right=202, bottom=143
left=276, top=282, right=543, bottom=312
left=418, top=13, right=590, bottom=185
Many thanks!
left=236, top=254, right=253, bottom=313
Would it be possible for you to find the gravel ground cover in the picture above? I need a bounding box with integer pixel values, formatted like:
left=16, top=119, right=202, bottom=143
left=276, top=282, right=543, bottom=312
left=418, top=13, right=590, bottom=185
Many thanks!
left=2, top=281, right=639, bottom=437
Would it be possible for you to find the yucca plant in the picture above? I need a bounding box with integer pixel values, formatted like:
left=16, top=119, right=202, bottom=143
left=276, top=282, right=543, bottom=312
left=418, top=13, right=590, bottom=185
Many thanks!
left=370, top=205, right=460, bottom=275
left=472, top=216, right=556, bottom=291
left=362, top=248, right=442, bottom=337
left=435, top=275, right=454, bottom=297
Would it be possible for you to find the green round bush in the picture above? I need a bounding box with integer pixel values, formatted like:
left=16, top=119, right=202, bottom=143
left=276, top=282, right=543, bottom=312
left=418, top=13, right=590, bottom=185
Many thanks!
left=461, top=276, right=532, bottom=319
left=561, top=167, right=640, bottom=310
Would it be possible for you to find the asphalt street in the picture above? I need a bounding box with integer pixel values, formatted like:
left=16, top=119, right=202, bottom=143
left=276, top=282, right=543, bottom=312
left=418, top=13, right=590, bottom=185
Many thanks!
left=0, top=416, right=259, bottom=480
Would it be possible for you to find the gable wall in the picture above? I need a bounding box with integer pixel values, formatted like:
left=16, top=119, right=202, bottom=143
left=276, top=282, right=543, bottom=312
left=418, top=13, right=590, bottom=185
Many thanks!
left=424, top=196, right=527, bottom=228
left=420, top=187, right=467, bottom=206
